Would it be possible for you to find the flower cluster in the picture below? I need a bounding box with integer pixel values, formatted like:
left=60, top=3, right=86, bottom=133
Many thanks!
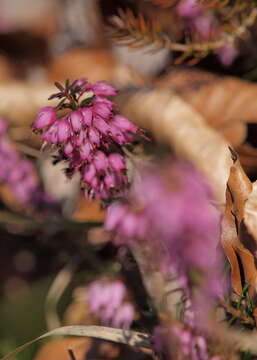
left=153, top=325, right=220, bottom=360
left=105, top=161, right=222, bottom=310
left=0, top=117, right=37, bottom=205
left=33, top=79, right=140, bottom=201
left=177, top=0, right=238, bottom=66
left=87, top=278, right=135, bottom=329
left=0, top=117, right=55, bottom=210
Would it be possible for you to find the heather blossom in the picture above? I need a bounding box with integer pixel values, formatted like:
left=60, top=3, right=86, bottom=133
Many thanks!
left=177, top=0, right=219, bottom=41
left=87, top=278, right=135, bottom=329
left=105, top=161, right=223, bottom=314
left=0, top=117, right=55, bottom=210
left=177, top=0, right=237, bottom=66
left=33, top=79, right=141, bottom=201
left=153, top=325, right=220, bottom=360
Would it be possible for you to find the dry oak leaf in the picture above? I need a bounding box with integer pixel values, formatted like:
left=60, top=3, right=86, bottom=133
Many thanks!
left=118, top=87, right=232, bottom=203
left=221, top=150, right=257, bottom=300
left=245, top=181, right=257, bottom=244
left=156, top=68, right=257, bottom=148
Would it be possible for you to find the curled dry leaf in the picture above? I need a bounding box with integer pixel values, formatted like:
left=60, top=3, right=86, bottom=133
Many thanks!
left=237, top=143, right=257, bottom=176
left=221, top=150, right=257, bottom=306
left=245, top=181, right=257, bottom=244
left=156, top=68, right=257, bottom=148
left=118, top=88, right=232, bottom=203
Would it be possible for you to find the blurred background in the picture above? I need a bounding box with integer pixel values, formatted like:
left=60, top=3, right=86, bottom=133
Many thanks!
left=1, top=1, right=257, bottom=359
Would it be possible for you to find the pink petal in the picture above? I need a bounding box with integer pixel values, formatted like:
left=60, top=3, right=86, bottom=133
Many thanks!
left=112, top=115, right=137, bottom=133
left=34, top=107, right=56, bottom=130
left=83, top=163, right=96, bottom=183
left=69, top=110, right=83, bottom=132
left=104, top=173, right=116, bottom=189
left=93, top=100, right=112, bottom=119
left=57, top=119, right=71, bottom=143
left=92, top=82, right=118, bottom=97
left=80, top=142, right=92, bottom=160
left=94, top=151, right=108, bottom=171
left=64, top=142, right=74, bottom=155
left=81, top=108, right=93, bottom=126
left=108, top=153, right=125, bottom=171
left=88, top=128, right=100, bottom=146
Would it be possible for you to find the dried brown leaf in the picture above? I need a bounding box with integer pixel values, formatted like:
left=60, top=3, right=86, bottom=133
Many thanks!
left=245, top=181, right=257, bottom=244
left=118, top=88, right=232, bottom=203
left=48, top=49, right=117, bottom=84
left=237, top=144, right=257, bottom=175
left=221, top=151, right=257, bottom=299
left=156, top=68, right=257, bottom=148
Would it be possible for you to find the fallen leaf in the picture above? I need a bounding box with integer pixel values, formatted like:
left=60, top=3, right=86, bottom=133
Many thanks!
left=237, top=143, right=257, bottom=176
left=156, top=68, right=257, bottom=148
left=118, top=87, right=232, bottom=203
left=245, top=181, right=257, bottom=245
left=221, top=150, right=257, bottom=302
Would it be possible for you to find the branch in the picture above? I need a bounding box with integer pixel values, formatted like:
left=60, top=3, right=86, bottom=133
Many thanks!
left=108, top=7, right=257, bottom=56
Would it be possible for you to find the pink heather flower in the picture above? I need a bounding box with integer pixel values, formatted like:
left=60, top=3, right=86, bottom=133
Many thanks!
left=87, top=279, right=135, bottom=329
left=177, top=0, right=238, bottom=66
left=108, top=153, right=125, bottom=171
left=111, top=303, right=135, bottom=329
left=217, top=42, right=238, bottom=66
left=69, top=110, right=83, bottom=132
left=177, top=0, right=219, bottom=40
left=153, top=324, right=218, bottom=360
left=33, top=79, right=142, bottom=202
left=92, top=82, right=118, bottom=97
left=0, top=117, right=57, bottom=211
left=171, top=325, right=210, bottom=360
left=105, top=160, right=223, bottom=318
left=34, top=107, right=56, bottom=130
left=191, top=12, right=219, bottom=41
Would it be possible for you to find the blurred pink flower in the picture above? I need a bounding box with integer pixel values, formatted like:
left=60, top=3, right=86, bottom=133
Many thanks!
left=177, top=0, right=238, bottom=65
left=87, top=279, right=135, bottom=329
left=177, top=0, right=203, bottom=18
left=217, top=42, right=238, bottom=66
left=153, top=324, right=220, bottom=360
left=105, top=160, right=223, bottom=315
left=0, top=117, right=56, bottom=211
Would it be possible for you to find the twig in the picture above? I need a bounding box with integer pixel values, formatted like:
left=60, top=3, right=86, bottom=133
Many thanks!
left=109, top=7, right=257, bottom=55
left=68, top=348, right=77, bottom=360
left=219, top=297, right=255, bottom=326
